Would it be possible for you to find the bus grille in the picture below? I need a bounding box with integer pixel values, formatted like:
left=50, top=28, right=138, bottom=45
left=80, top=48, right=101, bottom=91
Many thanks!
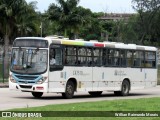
left=15, top=75, right=38, bottom=80
left=19, top=85, right=32, bottom=89
left=13, top=74, right=40, bottom=84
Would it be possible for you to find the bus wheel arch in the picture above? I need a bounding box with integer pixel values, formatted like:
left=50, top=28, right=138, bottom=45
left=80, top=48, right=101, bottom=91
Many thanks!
left=62, top=78, right=77, bottom=99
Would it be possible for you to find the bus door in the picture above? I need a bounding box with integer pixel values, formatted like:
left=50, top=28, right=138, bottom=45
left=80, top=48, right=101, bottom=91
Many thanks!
left=48, top=44, right=64, bottom=92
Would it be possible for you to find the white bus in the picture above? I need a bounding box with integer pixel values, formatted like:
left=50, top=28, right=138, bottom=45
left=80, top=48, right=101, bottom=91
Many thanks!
left=9, top=37, right=157, bottom=98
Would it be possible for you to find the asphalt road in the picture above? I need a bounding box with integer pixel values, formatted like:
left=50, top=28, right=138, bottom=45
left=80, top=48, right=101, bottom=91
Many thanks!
left=0, top=86, right=160, bottom=110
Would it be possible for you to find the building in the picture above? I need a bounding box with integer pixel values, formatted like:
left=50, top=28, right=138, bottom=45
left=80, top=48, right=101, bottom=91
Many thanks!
left=99, top=13, right=135, bottom=21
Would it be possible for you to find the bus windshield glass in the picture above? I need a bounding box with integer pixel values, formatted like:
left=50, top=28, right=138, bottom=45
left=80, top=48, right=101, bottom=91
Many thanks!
left=13, top=39, right=48, bottom=48
left=10, top=48, right=48, bottom=74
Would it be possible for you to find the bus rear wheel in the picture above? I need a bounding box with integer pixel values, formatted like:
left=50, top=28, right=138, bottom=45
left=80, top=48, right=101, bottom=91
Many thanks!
left=114, top=80, right=130, bottom=96
left=89, top=91, right=102, bottom=97
left=62, top=81, right=75, bottom=99
left=32, top=92, right=43, bottom=98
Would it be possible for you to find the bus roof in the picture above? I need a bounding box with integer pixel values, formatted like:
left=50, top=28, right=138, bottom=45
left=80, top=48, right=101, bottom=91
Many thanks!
left=15, top=37, right=157, bottom=51
left=45, top=37, right=157, bottom=51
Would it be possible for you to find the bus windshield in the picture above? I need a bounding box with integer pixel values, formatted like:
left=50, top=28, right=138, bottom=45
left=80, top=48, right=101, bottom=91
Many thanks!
left=10, top=48, right=48, bottom=74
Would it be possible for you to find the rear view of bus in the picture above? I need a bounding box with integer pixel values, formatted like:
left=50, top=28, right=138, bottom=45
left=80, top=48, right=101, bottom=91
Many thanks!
left=9, top=37, right=48, bottom=98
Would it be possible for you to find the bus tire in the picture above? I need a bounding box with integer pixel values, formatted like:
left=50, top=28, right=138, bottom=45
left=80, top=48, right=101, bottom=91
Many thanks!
left=89, top=91, right=102, bottom=97
left=62, top=81, right=75, bottom=99
left=114, top=80, right=130, bottom=96
left=31, top=92, right=43, bottom=98
left=121, top=80, right=130, bottom=96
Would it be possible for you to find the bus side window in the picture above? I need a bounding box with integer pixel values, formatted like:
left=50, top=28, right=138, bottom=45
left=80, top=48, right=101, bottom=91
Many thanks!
left=133, top=51, right=144, bottom=67
left=64, top=46, right=77, bottom=65
left=145, top=51, right=156, bottom=68
left=78, top=47, right=86, bottom=66
left=102, top=49, right=107, bottom=66
left=127, top=50, right=133, bottom=67
left=93, top=48, right=101, bottom=66
left=86, top=48, right=92, bottom=66
left=120, top=50, right=127, bottom=67
left=113, top=50, right=120, bottom=66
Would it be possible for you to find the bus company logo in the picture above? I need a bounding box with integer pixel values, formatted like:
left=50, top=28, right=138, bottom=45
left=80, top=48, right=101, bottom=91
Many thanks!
left=73, top=70, right=83, bottom=76
left=2, top=112, right=12, bottom=117
left=114, top=70, right=126, bottom=76
left=73, top=70, right=89, bottom=76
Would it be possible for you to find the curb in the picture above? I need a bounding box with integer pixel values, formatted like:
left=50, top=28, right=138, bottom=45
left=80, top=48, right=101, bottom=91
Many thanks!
left=0, top=83, right=9, bottom=88
left=0, top=85, right=9, bottom=88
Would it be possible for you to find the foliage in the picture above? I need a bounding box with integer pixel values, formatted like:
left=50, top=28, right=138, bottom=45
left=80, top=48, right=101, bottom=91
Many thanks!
left=0, top=0, right=40, bottom=77
left=48, top=0, right=80, bottom=38
left=16, top=1, right=40, bottom=37
left=131, top=0, right=160, bottom=45
left=0, top=0, right=160, bottom=45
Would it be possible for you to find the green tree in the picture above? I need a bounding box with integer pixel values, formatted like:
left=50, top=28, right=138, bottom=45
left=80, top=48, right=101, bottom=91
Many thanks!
left=47, top=0, right=90, bottom=38
left=16, top=1, right=39, bottom=37
left=0, top=0, right=27, bottom=77
left=79, top=12, right=103, bottom=41
left=0, top=0, right=39, bottom=77
left=132, top=0, right=160, bottom=44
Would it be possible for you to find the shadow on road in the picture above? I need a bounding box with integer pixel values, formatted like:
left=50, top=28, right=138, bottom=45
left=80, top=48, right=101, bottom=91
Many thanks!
left=12, top=92, right=154, bottom=100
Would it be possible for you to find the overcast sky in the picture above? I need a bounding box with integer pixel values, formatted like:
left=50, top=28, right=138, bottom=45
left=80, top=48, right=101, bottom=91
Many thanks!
left=26, top=0, right=136, bottom=13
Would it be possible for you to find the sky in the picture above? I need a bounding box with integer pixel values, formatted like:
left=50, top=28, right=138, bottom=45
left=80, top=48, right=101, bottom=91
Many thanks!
left=26, top=0, right=136, bottom=13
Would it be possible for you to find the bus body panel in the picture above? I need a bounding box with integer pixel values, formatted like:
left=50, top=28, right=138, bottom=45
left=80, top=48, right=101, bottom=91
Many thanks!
left=94, top=67, right=122, bottom=91
left=48, top=67, right=93, bottom=92
left=144, top=68, right=157, bottom=88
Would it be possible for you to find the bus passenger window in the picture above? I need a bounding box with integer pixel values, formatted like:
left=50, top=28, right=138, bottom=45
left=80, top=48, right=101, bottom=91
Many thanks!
left=127, top=51, right=133, bottom=67
left=120, top=50, right=127, bottom=67
left=78, top=47, right=87, bottom=66
left=133, top=51, right=144, bottom=67
left=145, top=52, right=156, bottom=68
left=64, top=46, right=77, bottom=65
left=93, top=48, right=102, bottom=66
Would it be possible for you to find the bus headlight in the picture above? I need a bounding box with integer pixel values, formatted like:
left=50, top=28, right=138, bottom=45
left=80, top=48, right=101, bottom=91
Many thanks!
left=37, top=77, right=47, bottom=84
left=9, top=75, right=17, bottom=83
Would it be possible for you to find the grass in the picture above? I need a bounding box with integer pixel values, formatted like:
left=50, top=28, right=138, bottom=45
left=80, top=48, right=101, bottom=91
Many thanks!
left=1, top=97, right=160, bottom=120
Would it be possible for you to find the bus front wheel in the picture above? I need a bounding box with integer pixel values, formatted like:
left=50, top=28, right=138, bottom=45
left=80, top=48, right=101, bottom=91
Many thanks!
left=62, top=81, right=75, bottom=99
left=31, top=92, right=43, bottom=98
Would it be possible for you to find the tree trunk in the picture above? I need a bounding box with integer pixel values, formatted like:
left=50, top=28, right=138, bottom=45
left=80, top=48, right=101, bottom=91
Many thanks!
left=64, top=29, right=67, bottom=38
left=3, top=35, right=10, bottom=78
